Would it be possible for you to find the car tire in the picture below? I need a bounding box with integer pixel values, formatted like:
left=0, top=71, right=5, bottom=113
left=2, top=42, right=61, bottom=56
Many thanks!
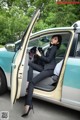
left=0, top=69, right=7, bottom=95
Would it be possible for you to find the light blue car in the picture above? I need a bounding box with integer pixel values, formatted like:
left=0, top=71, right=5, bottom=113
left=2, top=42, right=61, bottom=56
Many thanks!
left=0, top=9, right=80, bottom=111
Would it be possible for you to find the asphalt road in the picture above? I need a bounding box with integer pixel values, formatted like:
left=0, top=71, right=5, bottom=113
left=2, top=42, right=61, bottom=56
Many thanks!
left=0, top=91, right=80, bottom=120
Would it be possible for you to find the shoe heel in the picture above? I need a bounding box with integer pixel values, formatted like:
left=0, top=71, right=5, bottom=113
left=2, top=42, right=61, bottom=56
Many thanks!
left=21, top=106, right=32, bottom=117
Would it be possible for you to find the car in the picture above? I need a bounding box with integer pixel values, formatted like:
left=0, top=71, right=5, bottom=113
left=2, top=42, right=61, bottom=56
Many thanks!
left=0, top=9, right=80, bottom=111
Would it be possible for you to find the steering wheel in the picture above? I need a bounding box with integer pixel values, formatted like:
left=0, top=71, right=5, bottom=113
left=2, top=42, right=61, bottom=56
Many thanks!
left=29, top=46, right=44, bottom=62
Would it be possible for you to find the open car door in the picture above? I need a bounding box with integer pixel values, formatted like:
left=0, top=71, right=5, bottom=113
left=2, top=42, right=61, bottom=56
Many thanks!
left=11, top=9, right=40, bottom=105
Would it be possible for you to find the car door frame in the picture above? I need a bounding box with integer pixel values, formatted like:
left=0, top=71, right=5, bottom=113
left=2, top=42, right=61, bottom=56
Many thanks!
left=28, top=28, right=75, bottom=101
left=11, top=9, right=40, bottom=105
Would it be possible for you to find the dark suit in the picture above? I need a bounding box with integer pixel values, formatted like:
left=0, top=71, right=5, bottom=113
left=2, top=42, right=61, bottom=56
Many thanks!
left=25, top=45, right=58, bottom=106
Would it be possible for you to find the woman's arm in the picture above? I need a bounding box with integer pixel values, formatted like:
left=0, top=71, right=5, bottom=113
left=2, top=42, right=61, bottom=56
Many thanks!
left=39, top=46, right=57, bottom=63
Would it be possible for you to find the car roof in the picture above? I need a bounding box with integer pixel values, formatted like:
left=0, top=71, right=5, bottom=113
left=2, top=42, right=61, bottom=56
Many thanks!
left=14, top=26, right=80, bottom=45
left=15, top=27, right=73, bottom=44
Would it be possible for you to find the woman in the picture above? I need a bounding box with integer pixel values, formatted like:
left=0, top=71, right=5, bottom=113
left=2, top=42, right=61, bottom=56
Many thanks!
left=21, top=34, right=62, bottom=117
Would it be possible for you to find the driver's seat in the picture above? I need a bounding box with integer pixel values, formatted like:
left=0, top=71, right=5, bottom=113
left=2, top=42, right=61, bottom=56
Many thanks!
left=33, top=70, right=58, bottom=91
left=34, top=60, right=63, bottom=91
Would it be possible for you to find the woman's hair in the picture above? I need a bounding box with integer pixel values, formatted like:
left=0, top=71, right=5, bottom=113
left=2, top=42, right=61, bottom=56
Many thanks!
left=51, top=35, right=62, bottom=49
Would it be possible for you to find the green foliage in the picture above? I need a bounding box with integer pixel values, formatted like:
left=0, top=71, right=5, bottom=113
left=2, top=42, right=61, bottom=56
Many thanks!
left=0, top=0, right=80, bottom=45
left=0, top=45, right=4, bottom=48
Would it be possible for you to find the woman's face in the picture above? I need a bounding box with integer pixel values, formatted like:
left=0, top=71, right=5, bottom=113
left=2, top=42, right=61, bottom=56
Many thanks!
left=50, top=36, right=59, bottom=45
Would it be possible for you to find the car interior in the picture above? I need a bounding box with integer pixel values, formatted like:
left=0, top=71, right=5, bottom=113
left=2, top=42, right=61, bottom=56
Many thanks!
left=26, top=32, right=71, bottom=92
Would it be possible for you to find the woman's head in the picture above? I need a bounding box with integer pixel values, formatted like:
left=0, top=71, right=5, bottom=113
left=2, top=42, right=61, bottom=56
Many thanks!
left=50, top=35, right=62, bottom=49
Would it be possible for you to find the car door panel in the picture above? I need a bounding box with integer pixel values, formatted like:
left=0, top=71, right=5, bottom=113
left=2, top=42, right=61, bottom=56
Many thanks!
left=20, top=53, right=29, bottom=96
left=62, top=58, right=80, bottom=107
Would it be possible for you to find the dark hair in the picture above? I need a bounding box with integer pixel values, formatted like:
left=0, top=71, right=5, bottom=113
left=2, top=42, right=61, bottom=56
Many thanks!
left=51, top=35, right=62, bottom=49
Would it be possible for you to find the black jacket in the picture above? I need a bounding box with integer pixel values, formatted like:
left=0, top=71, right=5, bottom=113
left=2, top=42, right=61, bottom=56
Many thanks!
left=40, top=45, right=57, bottom=70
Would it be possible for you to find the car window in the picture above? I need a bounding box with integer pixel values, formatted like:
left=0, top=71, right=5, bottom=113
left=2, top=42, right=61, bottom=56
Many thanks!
left=56, top=33, right=70, bottom=57
left=28, top=36, right=50, bottom=48
left=14, top=36, right=50, bottom=52
left=14, top=32, right=70, bottom=57
left=28, top=33, right=70, bottom=58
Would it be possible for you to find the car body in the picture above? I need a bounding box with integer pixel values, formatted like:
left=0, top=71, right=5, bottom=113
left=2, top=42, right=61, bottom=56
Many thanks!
left=0, top=9, right=80, bottom=111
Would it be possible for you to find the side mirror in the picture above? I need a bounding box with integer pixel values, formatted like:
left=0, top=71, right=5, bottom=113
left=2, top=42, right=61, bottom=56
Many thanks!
left=5, top=43, right=15, bottom=52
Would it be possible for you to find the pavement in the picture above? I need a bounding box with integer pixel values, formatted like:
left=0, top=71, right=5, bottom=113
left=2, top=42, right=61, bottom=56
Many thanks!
left=0, top=91, right=80, bottom=120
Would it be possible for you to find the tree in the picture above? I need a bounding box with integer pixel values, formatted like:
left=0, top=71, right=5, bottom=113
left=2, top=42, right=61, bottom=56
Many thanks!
left=0, top=0, right=80, bottom=45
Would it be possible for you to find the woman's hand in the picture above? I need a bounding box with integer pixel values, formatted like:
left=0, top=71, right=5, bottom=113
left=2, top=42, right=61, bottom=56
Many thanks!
left=36, top=50, right=41, bottom=57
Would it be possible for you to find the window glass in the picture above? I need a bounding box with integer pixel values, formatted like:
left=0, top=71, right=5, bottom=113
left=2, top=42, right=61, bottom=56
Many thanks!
left=28, top=33, right=70, bottom=59
left=28, top=36, right=50, bottom=48
left=56, top=33, right=70, bottom=57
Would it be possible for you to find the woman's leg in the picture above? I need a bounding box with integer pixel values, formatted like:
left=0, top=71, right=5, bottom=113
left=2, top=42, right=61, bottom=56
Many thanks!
left=25, top=70, right=53, bottom=106
left=25, top=61, right=44, bottom=104
left=27, top=61, right=44, bottom=82
left=22, top=70, right=53, bottom=117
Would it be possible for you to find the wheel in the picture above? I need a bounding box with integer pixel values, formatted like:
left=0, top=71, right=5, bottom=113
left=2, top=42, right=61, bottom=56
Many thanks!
left=0, top=69, right=7, bottom=95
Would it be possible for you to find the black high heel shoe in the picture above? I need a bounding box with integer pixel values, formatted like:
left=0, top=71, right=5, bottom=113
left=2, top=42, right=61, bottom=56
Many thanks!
left=21, top=105, right=34, bottom=117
